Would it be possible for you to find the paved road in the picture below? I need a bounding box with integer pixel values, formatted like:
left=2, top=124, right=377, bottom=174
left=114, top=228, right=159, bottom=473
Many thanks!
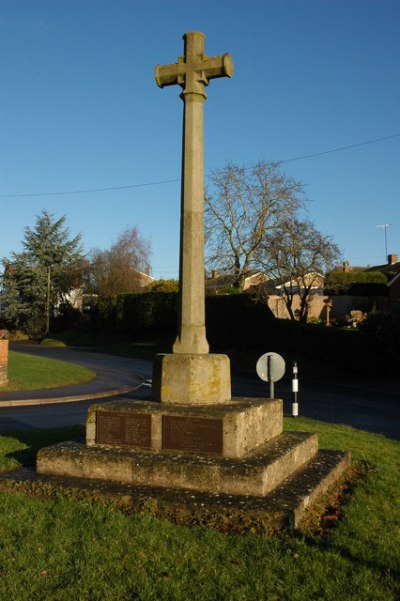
left=1, top=345, right=399, bottom=440
left=232, top=373, right=400, bottom=441
left=1, top=345, right=152, bottom=402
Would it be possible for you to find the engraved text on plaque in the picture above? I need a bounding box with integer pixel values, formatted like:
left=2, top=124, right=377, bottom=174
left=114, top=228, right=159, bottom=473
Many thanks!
left=162, top=415, right=223, bottom=454
left=96, top=411, right=151, bottom=448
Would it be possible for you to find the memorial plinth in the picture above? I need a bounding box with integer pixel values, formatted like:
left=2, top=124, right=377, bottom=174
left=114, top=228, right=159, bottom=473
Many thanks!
left=31, top=32, right=350, bottom=532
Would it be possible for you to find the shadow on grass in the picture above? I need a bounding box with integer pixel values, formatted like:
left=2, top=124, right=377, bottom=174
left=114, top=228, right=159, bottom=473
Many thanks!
left=4, top=425, right=85, bottom=466
left=301, top=534, right=400, bottom=585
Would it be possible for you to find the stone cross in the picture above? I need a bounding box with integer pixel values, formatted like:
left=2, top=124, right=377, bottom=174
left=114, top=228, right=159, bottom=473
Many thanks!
left=155, top=32, right=233, bottom=355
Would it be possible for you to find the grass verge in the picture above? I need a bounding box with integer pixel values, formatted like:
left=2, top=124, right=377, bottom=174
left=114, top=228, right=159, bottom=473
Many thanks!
left=0, top=418, right=398, bottom=600
left=1, top=351, right=96, bottom=391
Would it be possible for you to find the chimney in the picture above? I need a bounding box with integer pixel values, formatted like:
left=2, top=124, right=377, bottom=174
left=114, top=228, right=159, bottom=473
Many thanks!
left=388, top=254, right=398, bottom=265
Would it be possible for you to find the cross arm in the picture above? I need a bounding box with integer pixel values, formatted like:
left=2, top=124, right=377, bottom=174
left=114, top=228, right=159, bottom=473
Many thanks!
left=155, top=58, right=186, bottom=88
left=201, top=54, right=234, bottom=81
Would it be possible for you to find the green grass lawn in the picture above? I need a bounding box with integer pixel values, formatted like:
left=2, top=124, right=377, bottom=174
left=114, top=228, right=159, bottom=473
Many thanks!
left=1, top=351, right=96, bottom=391
left=51, top=329, right=175, bottom=358
left=0, top=418, right=398, bottom=600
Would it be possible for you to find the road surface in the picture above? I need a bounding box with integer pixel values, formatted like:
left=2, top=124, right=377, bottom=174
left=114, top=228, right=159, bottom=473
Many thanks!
left=0, top=346, right=399, bottom=440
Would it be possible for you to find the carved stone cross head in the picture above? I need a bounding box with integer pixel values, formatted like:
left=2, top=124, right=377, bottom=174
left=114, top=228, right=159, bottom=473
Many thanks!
left=155, top=31, right=233, bottom=98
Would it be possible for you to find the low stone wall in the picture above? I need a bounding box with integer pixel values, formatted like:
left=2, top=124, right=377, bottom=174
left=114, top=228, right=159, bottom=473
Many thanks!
left=266, top=294, right=388, bottom=322
left=0, top=340, right=9, bottom=386
left=266, top=294, right=326, bottom=320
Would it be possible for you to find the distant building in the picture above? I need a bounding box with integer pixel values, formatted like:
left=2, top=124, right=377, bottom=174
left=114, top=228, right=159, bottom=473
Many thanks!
left=205, top=271, right=269, bottom=294
left=335, top=260, right=367, bottom=274
left=65, top=270, right=154, bottom=310
left=274, top=271, right=325, bottom=294
left=327, top=254, right=400, bottom=321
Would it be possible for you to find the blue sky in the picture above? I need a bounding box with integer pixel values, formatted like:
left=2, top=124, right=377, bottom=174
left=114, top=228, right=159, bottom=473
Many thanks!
left=1, top=0, right=399, bottom=279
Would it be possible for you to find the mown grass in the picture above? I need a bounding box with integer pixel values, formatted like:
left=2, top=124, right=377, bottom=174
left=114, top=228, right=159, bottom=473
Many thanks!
left=0, top=418, right=398, bottom=600
left=51, top=328, right=174, bottom=358
left=1, top=351, right=96, bottom=391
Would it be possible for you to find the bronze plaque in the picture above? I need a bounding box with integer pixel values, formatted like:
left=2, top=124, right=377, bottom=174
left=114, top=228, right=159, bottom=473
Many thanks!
left=96, top=411, right=151, bottom=448
left=162, top=415, right=223, bottom=454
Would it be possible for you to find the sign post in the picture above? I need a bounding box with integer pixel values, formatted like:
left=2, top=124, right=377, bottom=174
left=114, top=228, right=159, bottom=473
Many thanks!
left=292, top=361, right=299, bottom=417
left=256, top=352, right=286, bottom=399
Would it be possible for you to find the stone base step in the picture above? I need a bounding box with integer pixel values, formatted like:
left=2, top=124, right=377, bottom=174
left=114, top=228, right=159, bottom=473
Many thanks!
left=1, top=449, right=351, bottom=534
left=87, top=397, right=283, bottom=459
left=37, top=431, right=319, bottom=497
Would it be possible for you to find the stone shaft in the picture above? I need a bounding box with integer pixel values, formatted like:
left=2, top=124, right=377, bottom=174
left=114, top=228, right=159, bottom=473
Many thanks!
left=175, top=87, right=208, bottom=353
left=155, top=32, right=233, bottom=354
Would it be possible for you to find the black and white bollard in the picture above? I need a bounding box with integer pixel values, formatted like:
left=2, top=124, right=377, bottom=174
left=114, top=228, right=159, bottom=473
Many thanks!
left=292, top=361, right=299, bottom=417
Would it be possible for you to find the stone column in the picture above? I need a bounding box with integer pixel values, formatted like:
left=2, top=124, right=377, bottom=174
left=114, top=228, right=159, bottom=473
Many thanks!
left=174, top=35, right=209, bottom=354
left=153, top=32, right=233, bottom=404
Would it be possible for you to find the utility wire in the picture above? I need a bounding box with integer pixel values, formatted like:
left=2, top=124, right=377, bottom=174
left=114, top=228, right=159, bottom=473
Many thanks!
left=281, top=133, right=400, bottom=163
left=0, top=178, right=180, bottom=199
left=1, top=133, right=398, bottom=199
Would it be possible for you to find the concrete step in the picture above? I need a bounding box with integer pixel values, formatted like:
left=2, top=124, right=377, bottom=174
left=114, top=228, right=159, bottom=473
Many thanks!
left=1, top=449, right=351, bottom=534
left=87, top=397, right=283, bottom=458
left=37, top=431, right=319, bottom=497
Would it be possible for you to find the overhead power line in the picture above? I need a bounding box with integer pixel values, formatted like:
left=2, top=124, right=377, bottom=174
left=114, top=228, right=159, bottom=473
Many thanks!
left=1, top=133, right=398, bottom=199
left=281, top=133, right=400, bottom=163
left=0, top=178, right=180, bottom=199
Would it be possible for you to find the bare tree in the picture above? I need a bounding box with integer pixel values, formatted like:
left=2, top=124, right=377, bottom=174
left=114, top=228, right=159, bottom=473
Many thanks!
left=88, top=227, right=152, bottom=298
left=258, top=218, right=341, bottom=321
left=205, top=161, right=305, bottom=289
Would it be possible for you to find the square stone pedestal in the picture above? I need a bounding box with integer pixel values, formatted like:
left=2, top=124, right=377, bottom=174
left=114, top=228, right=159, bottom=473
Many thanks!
left=152, top=353, right=231, bottom=404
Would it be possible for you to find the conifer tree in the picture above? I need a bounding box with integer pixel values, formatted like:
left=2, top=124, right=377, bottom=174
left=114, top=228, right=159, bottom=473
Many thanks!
left=1, top=210, right=84, bottom=336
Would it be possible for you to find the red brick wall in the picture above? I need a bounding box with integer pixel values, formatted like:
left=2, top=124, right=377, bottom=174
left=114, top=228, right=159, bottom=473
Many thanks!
left=0, top=340, right=9, bottom=386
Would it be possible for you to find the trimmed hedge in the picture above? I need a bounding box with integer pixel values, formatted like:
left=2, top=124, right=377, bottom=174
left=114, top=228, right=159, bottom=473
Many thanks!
left=115, top=292, right=178, bottom=335
left=326, top=283, right=388, bottom=296
left=85, top=292, right=399, bottom=375
left=205, top=294, right=275, bottom=349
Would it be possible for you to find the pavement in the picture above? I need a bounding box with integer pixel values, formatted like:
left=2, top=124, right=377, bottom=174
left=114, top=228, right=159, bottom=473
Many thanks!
left=0, top=344, right=152, bottom=407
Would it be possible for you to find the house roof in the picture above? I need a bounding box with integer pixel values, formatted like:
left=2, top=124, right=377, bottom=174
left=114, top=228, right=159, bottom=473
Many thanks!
left=275, top=271, right=325, bottom=290
left=387, top=270, right=400, bottom=287
left=366, top=261, right=400, bottom=283
left=205, top=271, right=268, bottom=286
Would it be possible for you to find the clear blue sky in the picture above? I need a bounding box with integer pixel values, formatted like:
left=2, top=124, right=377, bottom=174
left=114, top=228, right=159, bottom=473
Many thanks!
left=1, top=0, right=399, bottom=279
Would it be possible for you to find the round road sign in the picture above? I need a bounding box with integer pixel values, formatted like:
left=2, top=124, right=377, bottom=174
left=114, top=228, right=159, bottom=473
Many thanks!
left=256, top=352, right=286, bottom=382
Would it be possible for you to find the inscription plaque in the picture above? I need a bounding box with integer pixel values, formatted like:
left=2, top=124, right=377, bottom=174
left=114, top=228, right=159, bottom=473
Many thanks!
left=162, top=415, right=223, bottom=454
left=96, top=411, right=151, bottom=448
